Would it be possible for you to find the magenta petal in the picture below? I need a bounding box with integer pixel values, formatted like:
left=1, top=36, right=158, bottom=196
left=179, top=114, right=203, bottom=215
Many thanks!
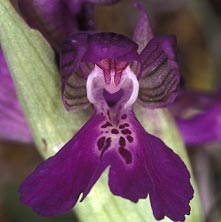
left=19, top=113, right=108, bottom=216
left=177, top=104, right=221, bottom=145
left=60, top=33, right=90, bottom=111
left=108, top=112, right=193, bottom=221
left=138, top=36, right=180, bottom=108
left=133, top=2, right=154, bottom=52
left=84, top=32, right=140, bottom=63
left=61, top=32, right=140, bottom=79
left=0, top=47, right=32, bottom=143
left=171, top=90, right=216, bottom=116
left=61, top=33, right=89, bottom=82
left=144, top=135, right=193, bottom=221
left=108, top=149, right=151, bottom=202
left=18, top=0, right=79, bottom=50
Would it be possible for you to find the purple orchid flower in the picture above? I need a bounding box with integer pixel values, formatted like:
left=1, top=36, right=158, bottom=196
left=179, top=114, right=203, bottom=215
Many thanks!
left=18, top=0, right=120, bottom=50
left=19, top=3, right=193, bottom=221
left=172, top=88, right=221, bottom=145
left=0, top=47, right=32, bottom=142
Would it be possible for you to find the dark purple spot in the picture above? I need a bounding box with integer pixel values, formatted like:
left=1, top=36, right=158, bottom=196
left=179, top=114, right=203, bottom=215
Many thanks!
left=121, top=114, right=127, bottom=119
left=111, top=129, right=119, bottom=134
left=101, top=122, right=112, bottom=128
left=106, top=137, right=111, bottom=144
left=119, top=123, right=130, bottom=129
left=100, top=137, right=112, bottom=158
left=127, top=135, right=133, bottom=143
left=119, top=124, right=125, bottom=129
left=97, top=136, right=106, bottom=150
left=121, top=129, right=132, bottom=135
left=119, top=136, right=126, bottom=146
left=102, top=143, right=111, bottom=154
left=118, top=147, right=132, bottom=164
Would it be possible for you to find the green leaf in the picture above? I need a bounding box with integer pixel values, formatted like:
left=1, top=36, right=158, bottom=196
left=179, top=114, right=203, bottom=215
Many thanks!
left=0, top=0, right=91, bottom=158
left=0, top=1, right=202, bottom=221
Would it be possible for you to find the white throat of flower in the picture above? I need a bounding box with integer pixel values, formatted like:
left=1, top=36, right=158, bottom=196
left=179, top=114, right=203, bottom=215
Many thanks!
left=86, top=65, right=139, bottom=109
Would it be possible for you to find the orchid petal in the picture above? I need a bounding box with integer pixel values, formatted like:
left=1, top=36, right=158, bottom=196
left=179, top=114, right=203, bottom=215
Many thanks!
left=18, top=0, right=80, bottom=50
left=133, top=2, right=154, bottom=53
left=60, top=33, right=90, bottom=111
left=171, top=90, right=218, bottom=116
left=138, top=36, right=180, bottom=108
left=107, top=111, right=193, bottom=221
left=19, top=113, right=108, bottom=216
left=84, top=32, right=140, bottom=63
left=176, top=105, right=221, bottom=145
left=0, top=47, right=32, bottom=142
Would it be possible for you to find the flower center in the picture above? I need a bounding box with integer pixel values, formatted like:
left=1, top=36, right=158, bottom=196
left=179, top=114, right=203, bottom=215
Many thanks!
left=86, top=61, right=139, bottom=109
left=97, top=59, right=129, bottom=93
left=86, top=60, right=138, bottom=164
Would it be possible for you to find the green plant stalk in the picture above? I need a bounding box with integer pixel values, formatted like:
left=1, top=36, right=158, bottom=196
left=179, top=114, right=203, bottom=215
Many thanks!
left=0, top=0, right=202, bottom=221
